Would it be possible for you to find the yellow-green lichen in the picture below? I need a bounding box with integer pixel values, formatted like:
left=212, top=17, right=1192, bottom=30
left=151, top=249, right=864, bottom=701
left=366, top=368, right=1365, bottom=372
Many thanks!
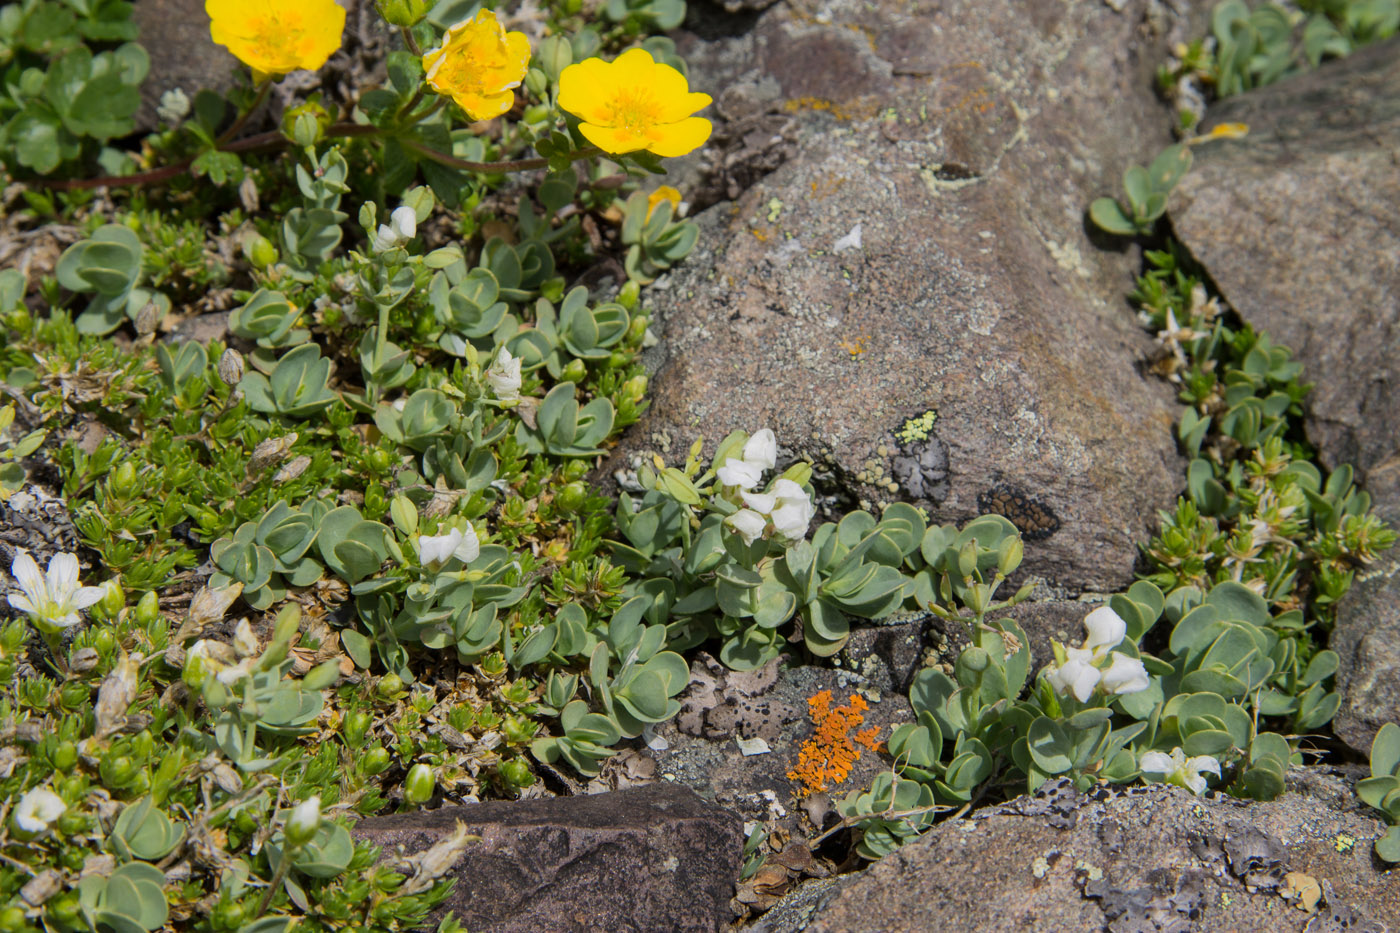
left=1334, top=832, right=1356, bottom=853
left=895, top=410, right=939, bottom=445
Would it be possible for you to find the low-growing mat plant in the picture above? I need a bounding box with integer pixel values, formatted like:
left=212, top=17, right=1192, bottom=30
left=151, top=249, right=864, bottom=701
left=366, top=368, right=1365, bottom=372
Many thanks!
left=0, top=0, right=1395, bottom=928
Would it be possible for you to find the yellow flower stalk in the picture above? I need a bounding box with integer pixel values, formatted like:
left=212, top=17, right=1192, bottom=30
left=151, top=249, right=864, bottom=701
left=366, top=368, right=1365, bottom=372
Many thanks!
left=422, top=11, right=532, bottom=122
left=558, top=49, right=712, bottom=157
left=205, top=0, right=347, bottom=83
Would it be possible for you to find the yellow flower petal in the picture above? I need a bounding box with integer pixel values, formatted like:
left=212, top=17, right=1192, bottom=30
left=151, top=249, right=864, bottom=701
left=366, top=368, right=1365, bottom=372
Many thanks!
left=422, top=10, right=530, bottom=121
left=578, top=121, right=649, bottom=155
left=558, top=49, right=713, bottom=159
left=645, top=117, right=712, bottom=157
left=205, top=0, right=346, bottom=77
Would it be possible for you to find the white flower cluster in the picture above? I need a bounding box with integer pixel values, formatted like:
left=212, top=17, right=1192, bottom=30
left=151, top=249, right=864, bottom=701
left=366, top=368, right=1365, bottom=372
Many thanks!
left=718, top=429, right=816, bottom=545
left=1043, top=606, right=1150, bottom=702
left=7, top=550, right=104, bottom=635
left=414, top=522, right=480, bottom=569
left=372, top=205, right=417, bottom=253
left=486, top=346, right=522, bottom=401
left=1139, top=746, right=1220, bottom=795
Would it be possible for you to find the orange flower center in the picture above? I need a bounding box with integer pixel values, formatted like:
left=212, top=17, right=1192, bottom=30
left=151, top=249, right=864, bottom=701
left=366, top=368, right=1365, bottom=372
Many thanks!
left=605, top=88, right=665, bottom=134
left=242, top=12, right=307, bottom=68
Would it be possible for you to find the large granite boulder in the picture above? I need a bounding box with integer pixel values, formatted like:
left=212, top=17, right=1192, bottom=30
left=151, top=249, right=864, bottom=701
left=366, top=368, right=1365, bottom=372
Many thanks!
left=614, top=0, right=1199, bottom=594
left=749, top=773, right=1395, bottom=932
left=1167, top=39, right=1400, bottom=754
left=351, top=783, right=743, bottom=933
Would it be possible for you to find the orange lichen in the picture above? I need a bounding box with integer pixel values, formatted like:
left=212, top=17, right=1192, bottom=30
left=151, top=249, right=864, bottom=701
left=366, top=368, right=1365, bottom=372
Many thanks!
left=838, top=333, right=870, bottom=357
left=787, top=690, right=882, bottom=796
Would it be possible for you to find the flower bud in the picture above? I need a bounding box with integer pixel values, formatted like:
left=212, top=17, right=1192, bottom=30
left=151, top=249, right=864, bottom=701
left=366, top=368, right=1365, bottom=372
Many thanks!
left=282, top=99, right=329, bottom=147
left=555, top=482, right=588, bottom=513
left=343, top=710, right=371, bottom=745
left=284, top=795, right=322, bottom=848
left=134, top=590, right=160, bottom=627
left=524, top=68, right=548, bottom=99
left=110, top=461, right=138, bottom=499
left=52, top=741, right=78, bottom=771
left=997, top=535, right=1024, bottom=575
left=617, top=279, right=641, bottom=310
left=362, top=747, right=391, bottom=775
left=134, top=301, right=161, bottom=336
left=537, top=36, right=573, bottom=81
left=403, top=763, right=434, bottom=806
left=375, top=0, right=429, bottom=26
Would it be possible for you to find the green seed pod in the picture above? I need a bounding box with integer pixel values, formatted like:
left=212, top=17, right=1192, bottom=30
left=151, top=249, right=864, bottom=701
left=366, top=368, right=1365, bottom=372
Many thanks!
left=52, top=740, right=78, bottom=772
left=403, top=763, right=434, bottom=806
left=376, top=673, right=404, bottom=699
left=110, top=461, right=138, bottom=499
left=617, top=279, right=641, bottom=311
left=499, top=759, right=533, bottom=787
left=134, top=591, right=160, bottom=626
left=100, top=579, right=125, bottom=617
left=343, top=710, right=371, bottom=745
left=555, top=481, right=588, bottom=513
left=362, top=747, right=391, bottom=775
left=560, top=359, right=587, bottom=383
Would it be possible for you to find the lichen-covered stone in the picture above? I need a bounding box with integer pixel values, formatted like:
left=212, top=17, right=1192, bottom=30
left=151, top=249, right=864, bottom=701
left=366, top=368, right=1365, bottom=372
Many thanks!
left=748, top=776, right=1396, bottom=932
left=608, top=0, right=1198, bottom=594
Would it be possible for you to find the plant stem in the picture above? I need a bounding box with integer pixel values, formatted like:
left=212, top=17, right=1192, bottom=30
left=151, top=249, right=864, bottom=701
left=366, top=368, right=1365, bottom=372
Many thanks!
left=216, top=81, right=273, bottom=148
left=370, top=302, right=391, bottom=406
left=38, top=124, right=592, bottom=191
left=400, top=25, right=423, bottom=56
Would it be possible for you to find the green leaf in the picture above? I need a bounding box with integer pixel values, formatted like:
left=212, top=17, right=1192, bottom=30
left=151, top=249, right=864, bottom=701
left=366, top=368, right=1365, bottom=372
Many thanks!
left=7, top=107, right=64, bottom=174
left=1373, top=723, right=1400, bottom=778
left=1027, top=717, right=1073, bottom=774
left=1376, top=826, right=1400, bottom=863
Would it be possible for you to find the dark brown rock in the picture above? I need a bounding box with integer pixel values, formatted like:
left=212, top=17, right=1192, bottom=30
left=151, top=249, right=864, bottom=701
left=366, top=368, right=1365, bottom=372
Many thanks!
left=749, top=777, right=1397, bottom=933
left=612, top=0, right=1198, bottom=595
left=1168, top=38, right=1400, bottom=479
left=351, top=783, right=743, bottom=933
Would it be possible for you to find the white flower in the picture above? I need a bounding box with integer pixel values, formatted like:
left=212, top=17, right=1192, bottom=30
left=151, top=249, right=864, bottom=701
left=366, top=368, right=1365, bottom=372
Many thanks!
left=285, top=795, right=322, bottom=847
left=717, top=428, right=779, bottom=488
left=1082, top=606, right=1128, bottom=656
left=415, top=525, right=480, bottom=568
left=1139, top=746, right=1219, bottom=795
left=741, top=429, right=777, bottom=472
left=717, top=458, right=765, bottom=490
left=372, top=206, right=418, bottom=252
left=7, top=551, right=105, bottom=634
left=1100, top=652, right=1150, bottom=696
left=1046, top=649, right=1100, bottom=702
left=157, top=88, right=190, bottom=124
left=726, top=509, right=768, bottom=545
left=486, top=346, right=522, bottom=400
left=13, top=787, right=65, bottom=835
left=767, top=479, right=815, bottom=541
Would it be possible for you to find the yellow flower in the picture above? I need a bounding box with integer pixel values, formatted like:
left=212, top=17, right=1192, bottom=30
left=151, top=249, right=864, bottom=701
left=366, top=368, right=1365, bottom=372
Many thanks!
left=205, top=0, right=346, bottom=83
left=422, top=11, right=531, bottom=122
left=646, top=185, right=681, bottom=220
left=558, top=49, right=712, bottom=157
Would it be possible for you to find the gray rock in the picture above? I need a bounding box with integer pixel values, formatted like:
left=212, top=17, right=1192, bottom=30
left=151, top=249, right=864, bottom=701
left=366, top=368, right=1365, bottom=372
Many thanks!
left=351, top=783, right=743, bottom=933
left=648, top=661, right=913, bottom=841
left=748, top=778, right=1398, bottom=932
left=1168, top=38, right=1400, bottom=479
left=609, top=0, right=1199, bottom=595
left=132, top=0, right=240, bottom=131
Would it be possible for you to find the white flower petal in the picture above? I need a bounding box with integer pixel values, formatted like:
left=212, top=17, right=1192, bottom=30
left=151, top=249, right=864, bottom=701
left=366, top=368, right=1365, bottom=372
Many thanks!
left=417, top=529, right=463, bottom=567
left=741, top=429, right=777, bottom=471
left=1083, top=605, right=1127, bottom=653
left=7, top=594, right=36, bottom=614
left=1138, top=750, right=1175, bottom=773
left=1187, top=755, right=1221, bottom=779
left=390, top=206, right=417, bottom=240
left=452, top=524, right=480, bottom=563
left=1100, top=652, right=1150, bottom=696
left=71, top=586, right=106, bottom=610
left=47, top=553, right=80, bottom=602
left=11, top=551, right=45, bottom=603
left=725, top=509, right=768, bottom=546
left=718, top=459, right=764, bottom=490
left=739, top=489, right=777, bottom=513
